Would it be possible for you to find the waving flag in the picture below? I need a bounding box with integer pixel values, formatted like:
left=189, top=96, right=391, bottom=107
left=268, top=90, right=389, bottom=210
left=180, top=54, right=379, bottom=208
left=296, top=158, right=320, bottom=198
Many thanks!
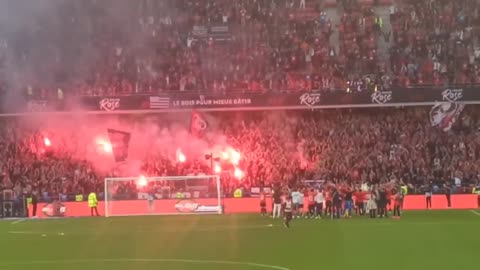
left=429, top=103, right=464, bottom=132
left=107, top=129, right=131, bottom=162
left=190, top=111, right=208, bottom=137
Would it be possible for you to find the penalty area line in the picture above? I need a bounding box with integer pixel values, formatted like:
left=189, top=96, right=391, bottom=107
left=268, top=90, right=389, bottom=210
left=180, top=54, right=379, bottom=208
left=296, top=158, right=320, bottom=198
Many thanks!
left=10, top=219, right=26, bottom=225
left=470, top=210, right=480, bottom=216
left=0, top=258, right=292, bottom=270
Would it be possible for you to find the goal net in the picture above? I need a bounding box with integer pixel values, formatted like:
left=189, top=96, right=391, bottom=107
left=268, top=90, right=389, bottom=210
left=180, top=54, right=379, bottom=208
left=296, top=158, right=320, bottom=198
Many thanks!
left=104, top=175, right=222, bottom=217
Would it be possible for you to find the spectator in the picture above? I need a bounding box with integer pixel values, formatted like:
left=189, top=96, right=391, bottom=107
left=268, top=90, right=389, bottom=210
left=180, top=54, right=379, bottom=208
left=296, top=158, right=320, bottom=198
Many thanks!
left=1, top=106, right=479, bottom=199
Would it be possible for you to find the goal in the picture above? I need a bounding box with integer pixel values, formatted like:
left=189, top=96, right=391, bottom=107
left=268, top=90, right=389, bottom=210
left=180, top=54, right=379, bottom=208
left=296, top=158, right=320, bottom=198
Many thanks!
left=104, top=175, right=223, bottom=217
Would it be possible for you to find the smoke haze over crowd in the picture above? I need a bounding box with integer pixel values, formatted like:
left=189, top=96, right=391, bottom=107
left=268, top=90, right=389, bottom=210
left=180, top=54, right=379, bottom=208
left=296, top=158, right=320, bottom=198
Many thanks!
left=12, top=111, right=236, bottom=175
left=0, top=0, right=173, bottom=109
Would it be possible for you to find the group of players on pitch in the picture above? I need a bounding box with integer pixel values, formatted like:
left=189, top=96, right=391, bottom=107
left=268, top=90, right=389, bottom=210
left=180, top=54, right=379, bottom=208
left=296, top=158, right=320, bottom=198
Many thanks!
left=260, top=184, right=405, bottom=228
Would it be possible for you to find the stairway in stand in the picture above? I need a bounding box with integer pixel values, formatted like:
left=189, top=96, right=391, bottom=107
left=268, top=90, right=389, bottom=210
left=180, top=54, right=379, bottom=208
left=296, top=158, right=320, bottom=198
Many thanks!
left=289, top=0, right=320, bottom=21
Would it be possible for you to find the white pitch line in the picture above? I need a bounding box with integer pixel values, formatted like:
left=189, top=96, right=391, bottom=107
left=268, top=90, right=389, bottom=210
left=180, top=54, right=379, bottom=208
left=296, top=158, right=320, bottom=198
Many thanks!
left=0, top=258, right=291, bottom=270
left=6, top=223, right=275, bottom=235
left=6, top=214, right=480, bottom=237
left=6, top=220, right=480, bottom=236
left=470, top=210, right=480, bottom=216
left=10, top=219, right=26, bottom=225
left=8, top=231, right=40, bottom=235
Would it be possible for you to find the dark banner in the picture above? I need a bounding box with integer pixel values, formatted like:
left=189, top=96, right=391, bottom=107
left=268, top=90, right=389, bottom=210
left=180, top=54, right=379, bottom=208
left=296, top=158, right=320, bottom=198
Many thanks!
left=3, top=87, right=480, bottom=114
left=165, top=87, right=476, bottom=109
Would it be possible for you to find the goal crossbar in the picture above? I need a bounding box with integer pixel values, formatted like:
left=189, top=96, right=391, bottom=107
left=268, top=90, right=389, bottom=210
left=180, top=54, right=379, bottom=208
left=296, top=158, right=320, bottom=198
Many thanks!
left=104, top=175, right=218, bottom=182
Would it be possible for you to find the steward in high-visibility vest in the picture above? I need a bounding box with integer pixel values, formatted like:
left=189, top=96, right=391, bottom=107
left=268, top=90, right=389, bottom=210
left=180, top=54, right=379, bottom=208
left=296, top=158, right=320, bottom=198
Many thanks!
left=176, top=192, right=184, bottom=199
left=25, top=196, right=32, bottom=217
left=400, top=185, right=408, bottom=207
left=88, top=192, right=100, bottom=216
left=474, top=186, right=480, bottom=207
left=29, top=191, right=38, bottom=217
left=26, top=197, right=33, bottom=206
left=233, top=188, right=243, bottom=198
left=375, top=17, right=383, bottom=29
left=75, top=194, right=83, bottom=202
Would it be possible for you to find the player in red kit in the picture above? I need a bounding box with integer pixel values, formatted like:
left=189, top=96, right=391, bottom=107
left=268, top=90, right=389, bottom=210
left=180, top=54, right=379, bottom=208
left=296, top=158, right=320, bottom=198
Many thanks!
left=354, top=189, right=366, bottom=216
left=325, top=189, right=332, bottom=216
left=260, top=191, right=267, bottom=216
left=393, top=189, right=402, bottom=219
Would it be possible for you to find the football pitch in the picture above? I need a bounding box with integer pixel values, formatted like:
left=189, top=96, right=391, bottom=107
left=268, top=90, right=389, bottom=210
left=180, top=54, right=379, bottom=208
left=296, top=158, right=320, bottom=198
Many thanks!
left=1, top=210, right=479, bottom=270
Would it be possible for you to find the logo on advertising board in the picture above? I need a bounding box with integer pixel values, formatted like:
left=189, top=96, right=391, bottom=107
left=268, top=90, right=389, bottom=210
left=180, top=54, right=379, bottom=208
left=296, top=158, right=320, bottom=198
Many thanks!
left=175, top=200, right=200, bottom=212
left=299, top=93, right=321, bottom=107
left=174, top=200, right=221, bottom=213
left=370, top=91, right=392, bottom=104
left=441, top=89, right=463, bottom=102
left=99, top=98, right=120, bottom=111
left=42, top=201, right=67, bottom=217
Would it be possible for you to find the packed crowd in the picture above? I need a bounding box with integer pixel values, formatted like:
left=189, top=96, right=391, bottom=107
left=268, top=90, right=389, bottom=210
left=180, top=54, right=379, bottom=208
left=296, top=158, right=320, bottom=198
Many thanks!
left=1, top=0, right=479, bottom=100
left=1, top=106, right=479, bottom=201
left=389, top=0, right=480, bottom=86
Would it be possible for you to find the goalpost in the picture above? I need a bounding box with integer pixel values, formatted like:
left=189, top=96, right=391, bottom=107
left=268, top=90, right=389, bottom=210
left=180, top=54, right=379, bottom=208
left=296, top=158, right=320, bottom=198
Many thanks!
left=104, top=175, right=222, bottom=217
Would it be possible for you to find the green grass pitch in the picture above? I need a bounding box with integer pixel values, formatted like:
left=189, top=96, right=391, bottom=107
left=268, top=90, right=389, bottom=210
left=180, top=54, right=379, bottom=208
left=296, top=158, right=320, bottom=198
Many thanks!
left=1, top=210, right=479, bottom=270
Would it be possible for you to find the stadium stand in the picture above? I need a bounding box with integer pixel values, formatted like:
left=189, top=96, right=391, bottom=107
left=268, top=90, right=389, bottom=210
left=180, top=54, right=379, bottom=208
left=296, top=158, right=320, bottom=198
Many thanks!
left=0, top=0, right=479, bottom=202
left=0, top=107, right=479, bottom=201
left=1, top=0, right=478, bottom=99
